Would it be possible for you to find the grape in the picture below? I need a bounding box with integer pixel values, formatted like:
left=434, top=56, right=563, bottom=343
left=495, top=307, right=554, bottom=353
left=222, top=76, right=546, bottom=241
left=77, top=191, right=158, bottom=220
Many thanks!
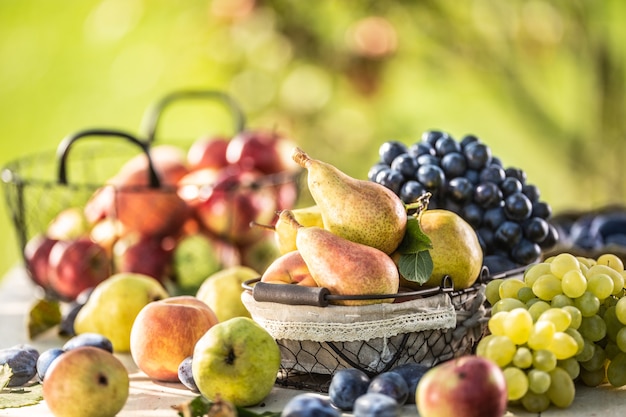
left=522, top=184, right=540, bottom=202
left=575, top=338, right=596, bottom=363
left=616, top=327, right=626, bottom=353
left=564, top=328, right=585, bottom=355
left=485, top=335, right=516, bottom=367
left=479, top=164, right=506, bottom=185
left=616, top=297, right=626, bottom=325
left=517, top=286, right=536, bottom=303
left=390, top=153, right=419, bottom=179
left=446, top=177, right=474, bottom=202
left=460, top=134, right=480, bottom=148
left=547, top=332, right=579, bottom=360
left=500, top=177, right=522, bottom=197
left=473, top=182, right=502, bottom=209
left=520, top=391, right=550, bottom=413
left=596, top=253, right=624, bottom=272
left=533, top=349, right=557, bottom=372
left=504, top=308, right=533, bottom=345
left=528, top=321, right=556, bottom=351
left=504, top=192, right=533, bottom=221
left=408, top=142, right=435, bottom=157
left=522, top=217, right=550, bottom=243
left=562, top=305, right=582, bottom=329
left=491, top=297, right=526, bottom=314
left=475, top=334, right=495, bottom=357
left=527, top=300, right=551, bottom=322
left=375, top=168, right=404, bottom=195
left=463, top=142, right=492, bottom=170
left=580, top=344, right=607, bottom=372
left=532, top=201, right=552, bottom=219
left=379, top=141, right=408, bottom=165
left=399, top=180, right=426, bottom=204
left=499, top=279, right=526, bottom=300
left=513, top=347, right=533, bottom=369
left=511, top=239, right=542, bottom=265
left=574, top=291, right=600, bottom=317
left=546, top=367, right=576, bottom=408
left=550, top=294, right=574, bottom=308
left=503, top=367, right=528, bottom=401
left=549, top=253, right=580, bottom=278
left=579, top=367, right=605, bottom=387
left=578, top=315, right=606, bottom=342
left=587, top=264, right=625, bottom=295
left=485, top=279, right=504, bottom=305
left=434, top=136, right=461, bottom=156
left=606, top=352, right=626, bottom=387
left=483, top=207, right=507, bottom=230
left=367, top=163, right=388, bottom=182
left=605, top=341, right=621, bottom=359
left=603, top=305, right=622, bottom=341
left=557, top=357, right=580, bottom=379
left=462, top=203, right=483, bottom=228
left=440, top=152, right=467, bottom=178
left=416, top=154, right=439, bottom=166
left=527, top=369, right=551, bottom=394
left=416, top=164, right=445, bottom=190
left=487, top=311, right=508, bottom=336
left=523, top=263, right=552, bottom=287
left=537, top=308, right=571, bottom=332
left=587, top=273, right=614, bottom=300
left=532, top=274, right=563, bottom=301
left=561, top=269, right=587, bottom=299
left=494, top=221, right=523, bottom=249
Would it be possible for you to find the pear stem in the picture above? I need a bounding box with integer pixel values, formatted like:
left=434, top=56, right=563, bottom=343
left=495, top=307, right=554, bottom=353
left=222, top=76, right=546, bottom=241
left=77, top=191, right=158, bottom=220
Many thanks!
left=291, top=147, right=311, bottom=168
left=249, top=221, right=275, bottom=231
left=279, top=209, right=303, bottom=230
left=404, top=192, right=432, bottom=215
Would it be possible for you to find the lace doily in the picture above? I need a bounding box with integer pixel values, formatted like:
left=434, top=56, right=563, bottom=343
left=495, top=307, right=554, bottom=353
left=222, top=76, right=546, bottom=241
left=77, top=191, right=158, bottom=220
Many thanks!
left=241, top=291, right=456, bottom=342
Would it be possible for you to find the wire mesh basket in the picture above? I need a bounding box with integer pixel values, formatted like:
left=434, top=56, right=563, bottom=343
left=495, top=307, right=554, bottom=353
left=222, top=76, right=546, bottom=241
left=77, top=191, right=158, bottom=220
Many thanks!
left=241, top=271, right=500, bottom=393
left=1, top=90, right=305, bottom=300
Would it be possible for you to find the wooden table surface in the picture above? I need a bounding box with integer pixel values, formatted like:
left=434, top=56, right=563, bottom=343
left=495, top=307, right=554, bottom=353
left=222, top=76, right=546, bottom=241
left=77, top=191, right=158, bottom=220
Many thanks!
left=1, top=266, right=625, bottom=416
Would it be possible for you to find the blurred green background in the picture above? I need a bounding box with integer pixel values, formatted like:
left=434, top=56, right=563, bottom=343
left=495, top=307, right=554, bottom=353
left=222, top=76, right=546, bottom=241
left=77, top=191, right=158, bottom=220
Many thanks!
left=1, top=0, right=625, bottom=279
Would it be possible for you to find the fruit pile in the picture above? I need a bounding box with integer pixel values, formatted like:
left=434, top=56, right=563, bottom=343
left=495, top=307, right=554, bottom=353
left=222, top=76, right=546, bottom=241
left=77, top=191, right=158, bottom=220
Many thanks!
left=368, top=131, right=559, bottom=274
left=22, top=129, right=300, bottom=301
left=480, top=252, right=626, bottom=412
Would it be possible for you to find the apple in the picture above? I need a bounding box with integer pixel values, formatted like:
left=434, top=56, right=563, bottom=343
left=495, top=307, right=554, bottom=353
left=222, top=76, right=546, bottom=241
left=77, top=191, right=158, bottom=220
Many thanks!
left=195, top=266, right=259, bottom=321
left=172, top=232, right=241, bottom=294
left=89, top=218, right=125, bottom=257
left=115, top=144, right=190, bottom=187
left=46, top=207, right=90, bottom=240
left=238, top=233, right=282, bottom=274
left=416, top=355, right=508, bottom=417
left=43, top=346, right=129, bottom=417
left=47, top=238, right=112, bottom=301
left=177, top=167, right=221, bottom=206
left=130, top=295, right=218, bottom=382
left=225, top=130, right=298, bottom=175
left=187, top=135, right=230, bottom=171
left=260, top=250, right=317, bottom=287
left=193, top=166, right=278, bottom=245
left=113, top=233, right=174, bottom=283
left=192, top=316, right=281, bottom=407
left=23, top=234, right=58, bottom=288
left=73, top=273, right=170, bottom=352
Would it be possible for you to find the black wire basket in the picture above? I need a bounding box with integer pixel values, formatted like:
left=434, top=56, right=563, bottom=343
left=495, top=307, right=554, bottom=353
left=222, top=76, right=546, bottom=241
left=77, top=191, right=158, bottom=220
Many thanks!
left=1, top=90, right=305, bottom=300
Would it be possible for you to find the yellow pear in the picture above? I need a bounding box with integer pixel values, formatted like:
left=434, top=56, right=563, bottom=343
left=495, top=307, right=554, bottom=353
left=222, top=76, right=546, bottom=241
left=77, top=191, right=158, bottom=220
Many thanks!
left=273, top=206, right=324, bottom=254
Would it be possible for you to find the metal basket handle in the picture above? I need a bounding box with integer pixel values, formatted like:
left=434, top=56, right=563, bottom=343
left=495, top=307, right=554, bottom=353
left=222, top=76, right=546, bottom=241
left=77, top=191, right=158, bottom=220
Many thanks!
left=56, top=128, right=160, bottom=188
left=138, top=89, right=246, bottom=144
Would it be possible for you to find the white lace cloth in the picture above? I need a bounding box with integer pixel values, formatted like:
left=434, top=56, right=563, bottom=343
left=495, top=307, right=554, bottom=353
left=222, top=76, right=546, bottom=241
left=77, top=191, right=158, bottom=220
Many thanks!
left=241, top=291, right=456, bottom=342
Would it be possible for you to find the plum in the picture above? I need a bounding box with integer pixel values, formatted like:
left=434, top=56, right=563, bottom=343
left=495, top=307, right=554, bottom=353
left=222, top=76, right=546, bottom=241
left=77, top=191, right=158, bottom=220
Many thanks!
left=281, top=393, right=340, bottom=417
left=36, top=348, right=65, bottom=381
left=177, top=356, right=199, bottom=393
left=328, top=368, right=371, bottom=410
left=389, top=362, right=430, bottom=404
left=367, top=371, right=409, bottom=406
left=353, top=392, right=400, bottom=417
left=0, top=344, right=39, bottom=387
left=63, top=332, right=113, bottom=353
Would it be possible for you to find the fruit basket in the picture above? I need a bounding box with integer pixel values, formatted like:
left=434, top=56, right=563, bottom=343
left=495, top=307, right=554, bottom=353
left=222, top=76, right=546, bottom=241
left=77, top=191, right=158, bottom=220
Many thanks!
left=241, top=271, right=501, bottom=392
left=1, top=90, right=305, bottom=301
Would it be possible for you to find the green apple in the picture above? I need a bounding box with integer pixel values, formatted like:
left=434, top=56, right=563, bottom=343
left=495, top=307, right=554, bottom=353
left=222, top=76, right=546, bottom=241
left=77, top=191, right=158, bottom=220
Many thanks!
left=192, top=317, right=281, bottom=407
left=43, top=346, right=129, bottom=417
left=73, top=273, right=169, bottom=352
left=195, top=266, right=259, bottom=321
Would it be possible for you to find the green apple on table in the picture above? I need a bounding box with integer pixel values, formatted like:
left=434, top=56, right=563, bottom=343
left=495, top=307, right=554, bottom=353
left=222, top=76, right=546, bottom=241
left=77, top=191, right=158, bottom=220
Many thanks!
left=195, top=265, right=259, bottom=321
left=43, top=346, right=129, bottom=417
left=73, top=272, right=169, bottom=352
left=192, top=316, right=281, bottom=407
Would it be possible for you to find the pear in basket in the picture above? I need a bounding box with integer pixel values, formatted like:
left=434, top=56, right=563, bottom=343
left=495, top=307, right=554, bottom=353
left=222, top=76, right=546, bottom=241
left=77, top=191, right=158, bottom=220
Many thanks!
left=281, top=210, right=399, bottom=306
left=292, top=147, right=406, bottom=255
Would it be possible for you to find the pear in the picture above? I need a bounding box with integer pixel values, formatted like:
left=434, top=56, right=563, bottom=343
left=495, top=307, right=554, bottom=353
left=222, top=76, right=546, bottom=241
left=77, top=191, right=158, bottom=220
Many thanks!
left=283, top=211, right=399, bottom=306
left=273, top=206, right=324, bottom=254
left=292, top=148, right=407, bottom=255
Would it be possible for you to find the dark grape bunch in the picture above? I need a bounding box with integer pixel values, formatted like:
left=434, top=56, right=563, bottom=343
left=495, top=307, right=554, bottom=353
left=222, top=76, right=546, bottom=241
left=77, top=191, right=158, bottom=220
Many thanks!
left=369, top=130, right=559, bottom=274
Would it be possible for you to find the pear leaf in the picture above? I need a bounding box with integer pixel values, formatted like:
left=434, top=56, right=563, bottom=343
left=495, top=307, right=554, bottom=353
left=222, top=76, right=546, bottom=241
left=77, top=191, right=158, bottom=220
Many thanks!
left=397, top=216, right=432, bottom=254
left=28, top=298, right=62, bottom=339
left=0, top=364, right=12, bottom=390
left=399, top=250, right=434, bottom=285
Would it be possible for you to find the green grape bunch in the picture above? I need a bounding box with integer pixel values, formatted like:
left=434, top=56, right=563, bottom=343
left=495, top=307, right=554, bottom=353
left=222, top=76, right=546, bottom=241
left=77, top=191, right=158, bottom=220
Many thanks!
left=479, top=253, right=626, bottom=413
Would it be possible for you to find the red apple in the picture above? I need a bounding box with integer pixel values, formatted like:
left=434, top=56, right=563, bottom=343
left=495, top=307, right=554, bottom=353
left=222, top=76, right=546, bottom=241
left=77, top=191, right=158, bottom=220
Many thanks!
left=193, top=167, right=278, bottom=245
left=115, top=144, right=190, bottom=187
left=23, top=234, right=58, bottom=288
left=129, top=295, right=218, bottom=382
left=46, top=207, right=90, bottom=240
left=416, top=355, right=508, bottom=417
left=177, top=167, right=221, bottom=207
left=113, top=233, right=174, bottom=283
left=187, top=135, right=230, bottom=171
left=47, top=239, right=112, bottom=301
left=225, top=130, right=298, bottom=175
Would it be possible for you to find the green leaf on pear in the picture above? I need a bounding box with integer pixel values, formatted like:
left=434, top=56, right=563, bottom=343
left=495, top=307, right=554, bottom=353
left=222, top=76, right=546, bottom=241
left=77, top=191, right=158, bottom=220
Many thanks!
left=397, top=216, right=432, bottom=254
left=399, top=250, right=434, bottom=285
left=28, top=298, right=61, bottom=339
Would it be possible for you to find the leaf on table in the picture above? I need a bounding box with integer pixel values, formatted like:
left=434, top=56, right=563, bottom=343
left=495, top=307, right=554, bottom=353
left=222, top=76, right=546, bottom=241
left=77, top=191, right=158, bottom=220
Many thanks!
left=172, top=395, right=281, bottom=417
left=28, top=298, right=62, bottom=339
left=0, top=364, right=12, bottom=390
left=0, top=383, right=43, bottom=409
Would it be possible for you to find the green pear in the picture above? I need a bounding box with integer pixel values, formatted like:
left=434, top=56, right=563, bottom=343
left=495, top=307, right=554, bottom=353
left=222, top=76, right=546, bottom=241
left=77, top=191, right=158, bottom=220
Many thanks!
left=285, top=211, right=399, bottom=306
left=273, top=205, right=324, bottom=254
left=43, top=346, right=129, bottom=417
left=292, top=147, right=407, bottom=255
left=73, top=273, right=169, bottom=352
left=195, top=266, right=260, bottom=321
left=192, top=317, right=281, bottom=407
